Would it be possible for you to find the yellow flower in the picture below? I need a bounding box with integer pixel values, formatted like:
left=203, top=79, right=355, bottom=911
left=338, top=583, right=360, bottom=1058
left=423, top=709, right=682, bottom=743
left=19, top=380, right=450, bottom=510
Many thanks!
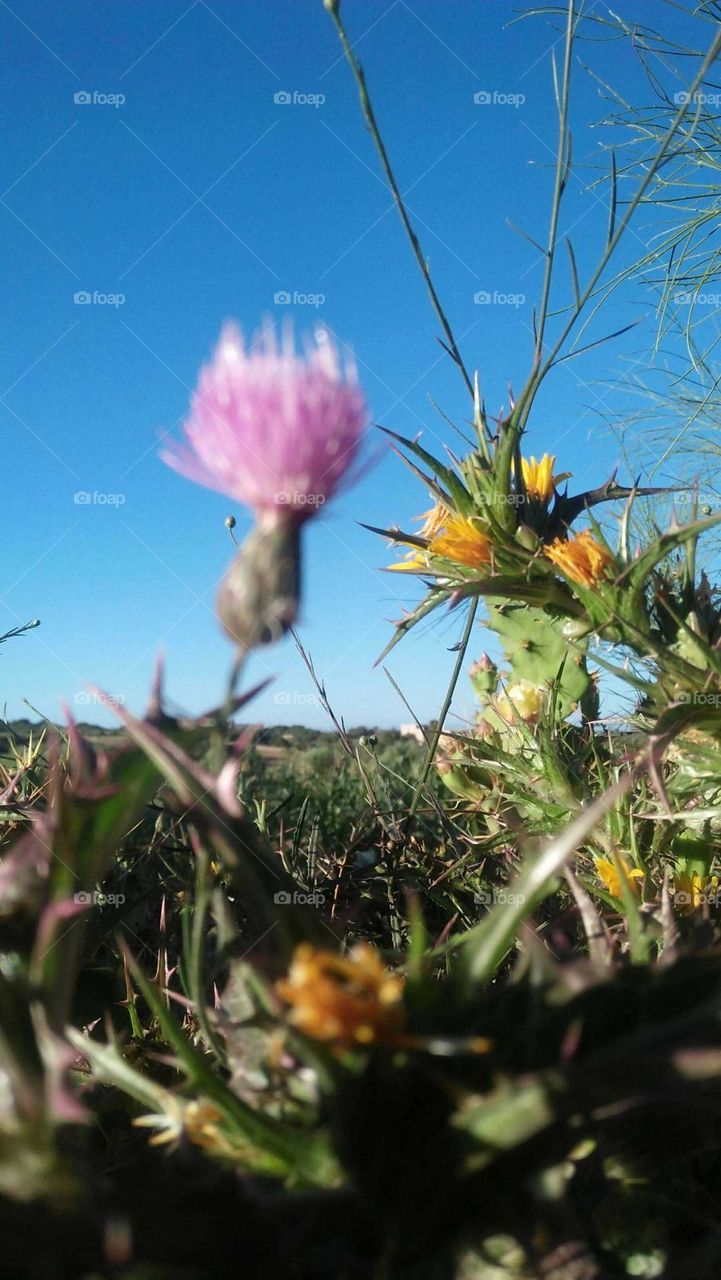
left=595, top=855, right=643, bottom=900
left=387, top=508, right=492, bottom=574
left=494, top=679, right=545, bottom=725
left=387, top=501, right=446, bottom=572
left=545, top=529, right=615, bottom=588
left=519, top=454, right=570, bottom=504
left=673, top=871, right=720, bottom=914
left=430, top=514, right=493, bottom=570
left=387, top=547, right=431, bottom=574
left=276, top=943, right=405, bottom=1049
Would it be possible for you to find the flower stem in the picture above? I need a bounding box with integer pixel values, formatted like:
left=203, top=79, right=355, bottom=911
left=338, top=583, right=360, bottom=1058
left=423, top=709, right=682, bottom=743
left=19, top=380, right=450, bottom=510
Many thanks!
left=404, top=597, right=479, bottom=831
left=327, top=3, right=474, bottom=401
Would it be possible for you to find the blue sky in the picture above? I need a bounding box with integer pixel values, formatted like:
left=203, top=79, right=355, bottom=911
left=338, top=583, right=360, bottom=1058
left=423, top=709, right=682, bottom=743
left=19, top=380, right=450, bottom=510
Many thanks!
left=0, top=0, right=711, bottom=730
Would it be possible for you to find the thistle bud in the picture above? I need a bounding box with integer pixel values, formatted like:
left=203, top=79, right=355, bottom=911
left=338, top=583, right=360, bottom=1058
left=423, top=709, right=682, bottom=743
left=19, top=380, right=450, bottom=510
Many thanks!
left=217, top=518, right=302, bottom=650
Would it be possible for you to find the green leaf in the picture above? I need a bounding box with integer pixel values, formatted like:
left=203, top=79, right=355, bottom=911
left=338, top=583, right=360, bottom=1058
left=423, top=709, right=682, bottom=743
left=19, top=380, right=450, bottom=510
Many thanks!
left=379, top=427, right=474, bottom=515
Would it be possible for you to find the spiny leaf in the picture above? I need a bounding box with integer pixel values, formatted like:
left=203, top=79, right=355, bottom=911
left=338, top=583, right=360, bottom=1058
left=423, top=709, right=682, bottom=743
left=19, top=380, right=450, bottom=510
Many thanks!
left=374, top=589, right=451, bottom=666
left=379, top=426, right=474, bottom=515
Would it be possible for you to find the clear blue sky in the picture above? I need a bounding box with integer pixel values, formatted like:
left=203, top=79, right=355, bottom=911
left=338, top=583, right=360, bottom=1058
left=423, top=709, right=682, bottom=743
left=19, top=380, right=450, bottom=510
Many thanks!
left=0, top=0, right=709, bottom=730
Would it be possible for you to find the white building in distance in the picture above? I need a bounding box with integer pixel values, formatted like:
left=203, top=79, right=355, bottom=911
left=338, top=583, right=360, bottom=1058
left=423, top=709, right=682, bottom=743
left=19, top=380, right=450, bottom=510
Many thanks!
left=399, top=723, right=425, bottom=744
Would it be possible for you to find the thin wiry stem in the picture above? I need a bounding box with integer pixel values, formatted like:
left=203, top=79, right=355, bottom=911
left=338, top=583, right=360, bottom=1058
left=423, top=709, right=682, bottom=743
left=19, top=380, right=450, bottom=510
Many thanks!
left=533, top=0, right=576, bottom=368
left=513, top=17, right=721, bottom=438
left=404, top=597, right=479, bottom=831
left=326, top=2, right=475, bottom=401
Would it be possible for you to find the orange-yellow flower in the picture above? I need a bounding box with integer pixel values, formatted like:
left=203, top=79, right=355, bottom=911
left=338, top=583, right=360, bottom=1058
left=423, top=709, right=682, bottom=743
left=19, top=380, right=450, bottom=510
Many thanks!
left=387, top=547, right=430, bottom=574
left=519, top=453, right=570, bottom=504
left=387, top=501, right=446, bottom=572
left=595, top=855, right=643, bottom=900
left=276, top=943, right=405, bottom=1048
left=387, top=508, right=492, bottom=574
left=429, top=514, right=493, bottom=570
left=545, top=529, right=615, bottom=587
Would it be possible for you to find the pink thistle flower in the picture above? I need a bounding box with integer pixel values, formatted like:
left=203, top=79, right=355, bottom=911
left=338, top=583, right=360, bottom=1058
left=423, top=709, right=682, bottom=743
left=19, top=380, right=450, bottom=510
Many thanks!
left=160, top=322, right=368, bottom=521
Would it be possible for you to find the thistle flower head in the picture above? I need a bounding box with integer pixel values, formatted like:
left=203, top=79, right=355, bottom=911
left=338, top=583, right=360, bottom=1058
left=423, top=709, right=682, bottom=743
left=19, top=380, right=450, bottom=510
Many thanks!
left=518, top=453, right=570, bottom=505
left=388, top=510, right=492, bottom=574
left=545, top=529, right=615, bottom=587
left=276, top=942, right=405, bottom=1049
left=161, top=322, right=368, bottom=520
left=429, top=514, right=493, bottom=570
